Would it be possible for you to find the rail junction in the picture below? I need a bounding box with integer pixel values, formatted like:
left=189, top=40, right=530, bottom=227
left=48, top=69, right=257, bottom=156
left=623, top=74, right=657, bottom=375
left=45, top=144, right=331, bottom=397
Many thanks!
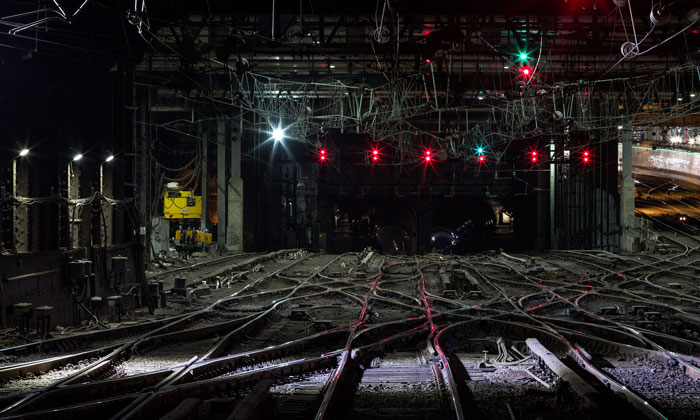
left=1, top=241, right=700, bottom=420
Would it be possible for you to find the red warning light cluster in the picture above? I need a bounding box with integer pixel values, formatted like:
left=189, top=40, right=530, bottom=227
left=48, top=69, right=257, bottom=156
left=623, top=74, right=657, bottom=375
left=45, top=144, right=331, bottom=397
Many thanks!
left=309, top=144, right=601, bottom=170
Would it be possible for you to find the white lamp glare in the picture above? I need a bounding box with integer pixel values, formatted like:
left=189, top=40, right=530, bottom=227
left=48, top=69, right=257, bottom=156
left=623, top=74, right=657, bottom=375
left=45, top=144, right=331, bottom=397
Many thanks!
left=19, top=149, right=29, bottom=157
left=73, top=153, right=83, bottom=162
left=272, top=127, right=285, bottom=142
left=105, top=155, right=115, bottom=162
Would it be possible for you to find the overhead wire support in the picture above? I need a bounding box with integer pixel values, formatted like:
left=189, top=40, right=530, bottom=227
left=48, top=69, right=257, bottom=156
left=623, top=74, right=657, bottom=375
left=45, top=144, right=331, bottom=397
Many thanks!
left=2, top=0, right=93, bottom=35
left=627, top=0, right=640, bottom=50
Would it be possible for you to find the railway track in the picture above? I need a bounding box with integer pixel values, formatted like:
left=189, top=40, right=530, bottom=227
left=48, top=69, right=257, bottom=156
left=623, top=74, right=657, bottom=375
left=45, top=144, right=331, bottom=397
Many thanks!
left=0, top=249, right=699, bottom=419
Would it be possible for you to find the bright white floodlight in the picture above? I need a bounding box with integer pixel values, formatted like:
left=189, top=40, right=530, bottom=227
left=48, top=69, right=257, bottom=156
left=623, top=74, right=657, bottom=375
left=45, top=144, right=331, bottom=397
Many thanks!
left=105, top=155, right=115, bottom=162
left=272, top=126, right=285, bottom=142
left=73, top=153, right=83, bottom=162
left=19, top=149, right=29, bottom=157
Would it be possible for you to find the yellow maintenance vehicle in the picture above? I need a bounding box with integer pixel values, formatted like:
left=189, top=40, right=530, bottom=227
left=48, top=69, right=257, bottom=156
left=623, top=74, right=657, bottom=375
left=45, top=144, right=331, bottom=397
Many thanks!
left=163, top=190, right=202, bottom=220
left=163, top=187, right=212, bottom=256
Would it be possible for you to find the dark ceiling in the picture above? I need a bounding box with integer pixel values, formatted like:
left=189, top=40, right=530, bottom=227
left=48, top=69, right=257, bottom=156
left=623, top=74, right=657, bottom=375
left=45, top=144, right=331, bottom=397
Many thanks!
left=0, top=0, right=698, bottom=79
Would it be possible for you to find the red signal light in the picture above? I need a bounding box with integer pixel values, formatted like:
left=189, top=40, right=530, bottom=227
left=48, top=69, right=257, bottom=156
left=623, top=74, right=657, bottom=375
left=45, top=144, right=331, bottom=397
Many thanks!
left=581, top=150, right=591, bottom=164
left=530, top=150, right=538, bottom=163
left=319, top=148, right=327, bottom=162
left=424, top=149, right=433, bottom=162
left=519, top=66, right=532, bottom=78
left=370, top=148, right=380, bottom=162
left=478, top=155, right=485, bottom=162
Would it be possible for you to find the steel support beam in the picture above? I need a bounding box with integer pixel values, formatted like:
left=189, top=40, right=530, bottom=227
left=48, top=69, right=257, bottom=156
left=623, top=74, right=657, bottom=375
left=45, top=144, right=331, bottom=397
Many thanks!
left=217, top=118, right=227, bottom=249
left=201, top=122, right=209, bottom=232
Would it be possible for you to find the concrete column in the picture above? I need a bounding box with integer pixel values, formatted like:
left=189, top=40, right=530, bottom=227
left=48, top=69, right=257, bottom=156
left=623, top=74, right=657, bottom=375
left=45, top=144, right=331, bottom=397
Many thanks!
left=100, top=163, right=114, bottom=246
left=549, top=140, right=557, bottom=250
left=620, top=123, right=635, bottom=252
left=77, top=165, right=92, bottom=248
left=200, top=122, right=208, bottom=231
left=535, top=167, right=548, bottom=251
left=227, top=111, right=244, bottom=251
left=12, top=159, right=29, bottom=252
left=138, top=98, right=151, bottom=259
left=67, top=162, right=80, bottom=249
left=217, top=118, right=227, bottom=249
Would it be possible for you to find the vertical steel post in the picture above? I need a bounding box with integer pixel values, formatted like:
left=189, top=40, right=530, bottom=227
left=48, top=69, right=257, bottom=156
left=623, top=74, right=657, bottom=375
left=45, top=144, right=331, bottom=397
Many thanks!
left=217, top=118, right=226, bottom=249
left=271, top=0, right=276, bottom=39
left=201, top=122, right=208, bottom=232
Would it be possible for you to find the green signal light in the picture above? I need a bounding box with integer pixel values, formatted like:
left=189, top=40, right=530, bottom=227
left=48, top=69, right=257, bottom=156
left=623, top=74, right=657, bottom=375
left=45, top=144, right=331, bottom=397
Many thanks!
left=519, top=52, right=527, bottom=60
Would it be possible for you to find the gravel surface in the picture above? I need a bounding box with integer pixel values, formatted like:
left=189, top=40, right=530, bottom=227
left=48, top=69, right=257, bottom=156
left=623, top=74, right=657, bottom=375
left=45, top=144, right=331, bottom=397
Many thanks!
left=0, top=358, right=97, bottom=395
left=467, top=370, right=588, bottom=420
left=603, top=359, right=700, bottom=420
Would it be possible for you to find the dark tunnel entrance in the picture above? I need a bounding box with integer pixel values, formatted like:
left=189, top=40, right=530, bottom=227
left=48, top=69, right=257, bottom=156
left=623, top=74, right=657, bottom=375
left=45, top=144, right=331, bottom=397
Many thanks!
left=424, top=197, right=512, bottom=253
left=326, top=196, right=519, bottom=254
left=331, top=197, right=417, bottom=254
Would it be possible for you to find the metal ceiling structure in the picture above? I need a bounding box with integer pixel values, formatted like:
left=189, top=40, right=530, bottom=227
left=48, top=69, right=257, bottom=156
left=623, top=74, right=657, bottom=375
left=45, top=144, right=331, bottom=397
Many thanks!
left=107, top=0, right=700, bottom=151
